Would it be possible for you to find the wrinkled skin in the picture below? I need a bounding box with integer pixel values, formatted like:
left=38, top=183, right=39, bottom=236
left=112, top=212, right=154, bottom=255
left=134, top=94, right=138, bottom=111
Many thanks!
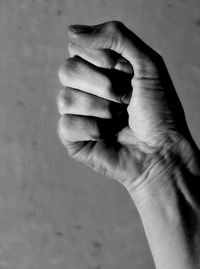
left=57, top=21, right=190, bottom=190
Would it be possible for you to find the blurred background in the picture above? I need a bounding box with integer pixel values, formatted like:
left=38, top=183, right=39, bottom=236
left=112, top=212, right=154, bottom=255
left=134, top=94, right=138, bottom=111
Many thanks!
left=0, top=0, right=200, bottom=268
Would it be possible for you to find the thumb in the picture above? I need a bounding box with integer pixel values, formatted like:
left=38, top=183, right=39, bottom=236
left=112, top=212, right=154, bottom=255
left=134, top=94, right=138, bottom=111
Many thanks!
left=67, top=21, right=159, bottom=78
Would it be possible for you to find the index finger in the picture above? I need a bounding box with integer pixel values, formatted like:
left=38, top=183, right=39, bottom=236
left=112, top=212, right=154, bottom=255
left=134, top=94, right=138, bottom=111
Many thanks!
left=67, top=21, right=160, bottom=78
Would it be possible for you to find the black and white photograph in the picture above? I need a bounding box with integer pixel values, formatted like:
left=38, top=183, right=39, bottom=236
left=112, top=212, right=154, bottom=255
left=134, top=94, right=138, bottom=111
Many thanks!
left=0, top=1, right=200, bottom=268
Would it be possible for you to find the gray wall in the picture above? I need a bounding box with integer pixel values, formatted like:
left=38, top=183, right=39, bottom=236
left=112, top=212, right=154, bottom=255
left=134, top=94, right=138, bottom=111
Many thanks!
left=0, top=0, right=200, bottom=268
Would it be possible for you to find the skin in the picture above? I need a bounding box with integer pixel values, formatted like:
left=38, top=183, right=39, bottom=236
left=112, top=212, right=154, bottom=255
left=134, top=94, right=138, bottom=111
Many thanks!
left=57, top=21, right=200, bottom=268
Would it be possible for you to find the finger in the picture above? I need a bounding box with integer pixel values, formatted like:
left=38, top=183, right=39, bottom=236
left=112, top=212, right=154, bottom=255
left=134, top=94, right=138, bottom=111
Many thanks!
left=67, top=21, right=160, bottom=78
left=58, top=114, right=125, bottom=143
left=58, top=56, right=132, bottom=104
left=68, top=42, right=133, bottom=74
left=57, top=87, right=125, bottom=119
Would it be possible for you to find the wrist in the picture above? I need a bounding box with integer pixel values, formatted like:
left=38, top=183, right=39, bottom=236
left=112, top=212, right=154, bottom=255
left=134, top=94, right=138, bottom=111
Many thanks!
left=128, top=135, right=200, bottom=268
left=128, top=134, right=200, bottom=203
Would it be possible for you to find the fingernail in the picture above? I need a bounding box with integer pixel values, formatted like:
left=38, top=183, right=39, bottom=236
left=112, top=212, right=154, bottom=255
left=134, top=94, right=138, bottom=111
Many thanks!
left=69, top=25, right=93, bottom=34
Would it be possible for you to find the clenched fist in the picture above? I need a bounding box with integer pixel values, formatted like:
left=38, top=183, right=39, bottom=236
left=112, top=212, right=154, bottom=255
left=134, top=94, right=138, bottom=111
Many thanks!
left=56, top=21, right=200, bottom=269
left=57, top=21, right=190, bottom=191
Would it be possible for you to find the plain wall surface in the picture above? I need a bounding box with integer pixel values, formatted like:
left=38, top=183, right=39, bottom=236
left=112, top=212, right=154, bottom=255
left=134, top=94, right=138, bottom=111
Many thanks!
left=0, top=0, right=200, bottom=268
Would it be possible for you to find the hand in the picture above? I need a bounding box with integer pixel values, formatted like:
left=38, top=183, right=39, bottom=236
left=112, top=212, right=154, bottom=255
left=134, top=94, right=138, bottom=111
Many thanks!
left=57, top=21, right=190, bottom=191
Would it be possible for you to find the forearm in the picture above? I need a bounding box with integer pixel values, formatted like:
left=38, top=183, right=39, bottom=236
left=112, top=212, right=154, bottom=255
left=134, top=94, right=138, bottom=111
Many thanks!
left=59, top=20, right=200, bottom=269
left=130, top=137, right=200, bottom=269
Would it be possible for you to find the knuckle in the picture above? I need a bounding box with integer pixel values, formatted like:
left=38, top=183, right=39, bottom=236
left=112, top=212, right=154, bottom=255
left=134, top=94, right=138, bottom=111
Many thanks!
left=104, top=21, right=117, bottom=33
left=68, top=43, right=81, bottom=58
left=57, top=88, right=73, bottom=115
left=104, top=21, right=124, bottom=34
left=58, top=116, right=67, bottom=143
left=57, top=117, right=75, bottom=154
left=64, top=57, right=79, bottom=72
left=58, top=62, right=68, bottom=85
left=58, top=115, right=73, bottom=141
left=67, top=42, right=75, bottom=57
left=58, top=57, right=80, bottom=85
left=103, top=21, right=125, bottom=51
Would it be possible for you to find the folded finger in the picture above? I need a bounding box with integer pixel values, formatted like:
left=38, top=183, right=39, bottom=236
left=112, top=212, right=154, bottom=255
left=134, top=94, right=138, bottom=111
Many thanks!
left=58, top=56, right=132, bottom=104
left=58, top=114, right=125, bottom=143
left=68, top=42, right=133, bottom=74
left=57, top=87, right=125, bottom=119
left=67, top=21, right=160, bottom=78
